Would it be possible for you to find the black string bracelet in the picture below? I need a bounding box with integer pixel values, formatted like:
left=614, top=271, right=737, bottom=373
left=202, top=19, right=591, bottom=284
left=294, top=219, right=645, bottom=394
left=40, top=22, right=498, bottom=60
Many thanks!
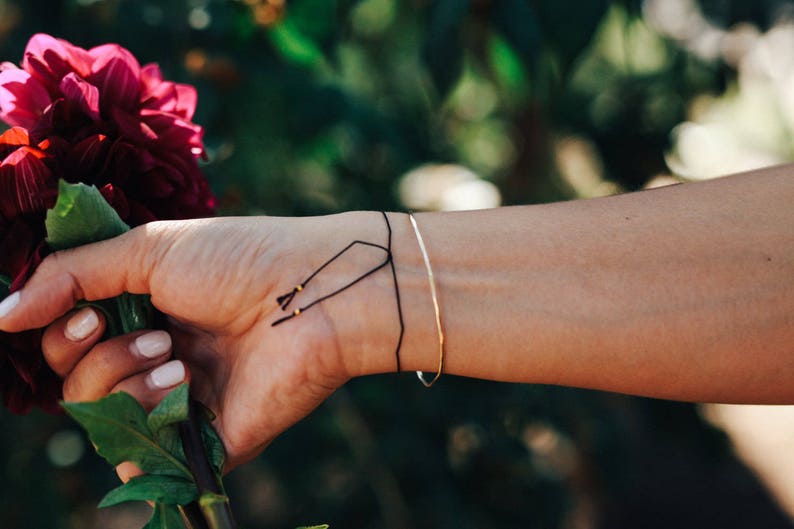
left=271, top=212, right=405, bottom=372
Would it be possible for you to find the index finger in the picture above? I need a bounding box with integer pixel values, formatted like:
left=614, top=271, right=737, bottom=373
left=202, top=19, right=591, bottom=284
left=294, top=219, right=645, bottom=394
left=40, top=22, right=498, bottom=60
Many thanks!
left=0, top=224, right=156, bottom=332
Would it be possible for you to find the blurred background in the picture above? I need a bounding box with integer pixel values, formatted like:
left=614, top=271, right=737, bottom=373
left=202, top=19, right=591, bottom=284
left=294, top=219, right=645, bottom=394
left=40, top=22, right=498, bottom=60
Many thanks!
left=2, top=0, right=794, bottom=527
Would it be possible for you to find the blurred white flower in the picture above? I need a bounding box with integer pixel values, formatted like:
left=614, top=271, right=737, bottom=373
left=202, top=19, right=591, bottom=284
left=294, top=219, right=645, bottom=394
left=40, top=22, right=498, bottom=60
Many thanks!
left=643, top=0, right=725, bottom=60
left=399, top=164, right=501, bottom=211
left=656, top=8, right=794, bottom=179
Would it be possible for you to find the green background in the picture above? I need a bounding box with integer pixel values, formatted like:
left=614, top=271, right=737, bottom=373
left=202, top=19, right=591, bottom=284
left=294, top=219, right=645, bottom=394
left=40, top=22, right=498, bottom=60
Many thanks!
left=1, top=1, right=792, bottom=528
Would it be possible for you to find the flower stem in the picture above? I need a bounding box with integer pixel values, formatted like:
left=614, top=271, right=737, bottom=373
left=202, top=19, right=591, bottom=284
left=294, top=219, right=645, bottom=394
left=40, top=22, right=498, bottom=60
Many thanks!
left=179, top=399, right=237, bottom=529
left=179, top=502, right=210, bottom=529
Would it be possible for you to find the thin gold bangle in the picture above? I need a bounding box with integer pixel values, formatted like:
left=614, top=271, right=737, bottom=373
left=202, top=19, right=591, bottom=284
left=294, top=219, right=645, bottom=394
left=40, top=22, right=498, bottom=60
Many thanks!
left=408, top=212, right=444, bottom=387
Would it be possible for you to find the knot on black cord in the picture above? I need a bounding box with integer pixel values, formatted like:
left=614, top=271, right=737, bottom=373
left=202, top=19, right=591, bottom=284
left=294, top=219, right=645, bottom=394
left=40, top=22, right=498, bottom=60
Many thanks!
left=270, top=212, right=405, bottom=373
left=276, top=285, right=302, bottom=310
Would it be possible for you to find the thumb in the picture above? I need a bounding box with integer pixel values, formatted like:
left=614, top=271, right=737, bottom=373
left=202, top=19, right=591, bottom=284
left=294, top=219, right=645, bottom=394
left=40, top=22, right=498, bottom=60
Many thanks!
left=0, top=224, right=156, bottom=332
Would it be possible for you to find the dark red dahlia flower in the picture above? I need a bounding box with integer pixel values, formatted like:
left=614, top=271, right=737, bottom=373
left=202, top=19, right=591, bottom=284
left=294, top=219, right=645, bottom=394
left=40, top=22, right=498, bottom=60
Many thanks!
left=0, top=34, right=216, bottom=413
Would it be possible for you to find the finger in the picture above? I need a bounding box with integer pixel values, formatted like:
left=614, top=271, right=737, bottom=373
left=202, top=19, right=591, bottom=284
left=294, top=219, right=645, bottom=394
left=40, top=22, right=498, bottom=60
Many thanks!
left=62, top=330, right=173, bottom=402
left=116, top=462, right=144, bottom=484
left=111, top=359, right=190, bottom=411
left=0, top=223, right=165, bottom=332
left=42, top=307, right=106, bottom=377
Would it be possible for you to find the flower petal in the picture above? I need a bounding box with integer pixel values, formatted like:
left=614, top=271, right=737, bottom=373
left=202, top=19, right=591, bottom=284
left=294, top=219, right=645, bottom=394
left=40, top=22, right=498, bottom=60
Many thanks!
left=89, top=44, right=141, bottom=112
left=0, top=218, right=38, bottom=279
left=112, top=107, right=158, bottom=143
left=22, top=33, right=93, bottom=94
left=9, top=240, right=47, bottom=292
left=99, top=183, right=130, bottom=219
left=0, top=127, right=30, bottom=159
left=0, top=146, right=53, bottom=217
left=59, top=72, right=100, bottom=122
left=0, top=68, right=51, bottom=128
left=141, top=109, right=204, bottom=153
left=140, top=63, right=163, bottom=96
left=142, top=81, right=198, bottom=120
left=64, top=133, right=110, bottom=180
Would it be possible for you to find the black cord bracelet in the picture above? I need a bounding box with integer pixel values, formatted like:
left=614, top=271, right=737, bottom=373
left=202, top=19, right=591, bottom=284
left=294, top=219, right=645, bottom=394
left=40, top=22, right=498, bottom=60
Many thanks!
left=271, top=212, right=405, bottom=372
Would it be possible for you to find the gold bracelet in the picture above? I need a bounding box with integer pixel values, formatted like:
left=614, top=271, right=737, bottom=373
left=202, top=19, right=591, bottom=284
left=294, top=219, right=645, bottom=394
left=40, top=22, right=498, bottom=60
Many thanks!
left=408, top=212, right=444, bottom=387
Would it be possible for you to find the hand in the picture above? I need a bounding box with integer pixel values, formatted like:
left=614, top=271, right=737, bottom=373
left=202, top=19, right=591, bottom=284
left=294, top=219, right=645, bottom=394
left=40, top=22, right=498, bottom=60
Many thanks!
left=0, top=213, right=400, bottom=471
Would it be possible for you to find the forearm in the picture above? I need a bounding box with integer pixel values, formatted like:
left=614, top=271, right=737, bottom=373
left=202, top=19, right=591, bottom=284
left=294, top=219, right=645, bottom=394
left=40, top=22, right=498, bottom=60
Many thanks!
left=343, top=165, right=794, bottom=403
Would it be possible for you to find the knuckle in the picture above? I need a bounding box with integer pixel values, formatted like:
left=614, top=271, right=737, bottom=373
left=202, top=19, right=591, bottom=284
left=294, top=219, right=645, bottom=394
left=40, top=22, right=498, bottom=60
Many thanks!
left=61, top=374, right=84, bottom=402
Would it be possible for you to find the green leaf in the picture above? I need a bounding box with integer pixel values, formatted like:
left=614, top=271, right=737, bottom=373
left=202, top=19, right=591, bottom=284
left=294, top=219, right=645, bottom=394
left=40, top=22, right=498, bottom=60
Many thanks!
left=45, top=180, right=130, bottom=251
left=144, top=503, right=185, bottom=529
left=148, top=384, right=190, bottom=434
left=147, top=384, right=190, bottom=464
left=423, top=0, right=471, bottom=98
left=197, top=403, right=226, bottom=475
left=269, top=19, right=325, bottom=67
left=62, top=392, right=192, bottom=479
left=99, top=475, right=198, bottom=508
left=491, top=0, right=542, bottom=72
left=296, top=525, right=330, bottom=529
left=116, top=292, right=154, bottom=334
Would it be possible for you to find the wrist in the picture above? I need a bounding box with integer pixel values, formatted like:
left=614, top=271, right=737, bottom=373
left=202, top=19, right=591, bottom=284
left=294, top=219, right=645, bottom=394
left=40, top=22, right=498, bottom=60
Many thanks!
left=322, top=211, right=440, bottom=379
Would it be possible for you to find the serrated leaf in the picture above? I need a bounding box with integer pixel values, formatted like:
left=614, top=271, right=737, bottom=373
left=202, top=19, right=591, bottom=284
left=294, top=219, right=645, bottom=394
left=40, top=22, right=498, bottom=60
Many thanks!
left=423, top=0, right=471, bottom=98
left=62, top=392, right=191, bottom=479
left=144, top=502, right=185, bottom=529
left=198, top=405, right=226, bottom=475
left=147, top=384, right=190, bottom=464
left=45, top=180, right=130, bottom=251
left=99, top=474, right=198, bottom=508
left=116, top=292, right=154, bottom=334
left=148, top=384, right=190, bottom=434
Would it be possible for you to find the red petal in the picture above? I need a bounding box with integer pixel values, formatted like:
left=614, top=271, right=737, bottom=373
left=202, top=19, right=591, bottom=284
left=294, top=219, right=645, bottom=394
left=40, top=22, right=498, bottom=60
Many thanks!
left=0, top=219, right=38, bottom=277
left=0, top=146, right=53, bottom=216
left=59, top=72, right=100, bottom=121
left=141, top=109, right=204, bottom=152
left=65, top=133, right=110, bottom=179
left=22, top=34, right=93, bottom=94
left=0, top=127, right=30, bottom=158
left=141, top=81, right=197, bottom=121
left=113, top=107, right=157, bottom=143
left=38, top=135, right=71, bottom=160
left=89, top=44, right=141, bottom=112
left=173, top=84, right=198, bottom=120
left=140, top=63, right=164, bottom=97
left=10, top=240, right=47, bottom=292
left=0, top=68, right=51, bottom=128
left=99, top=183, right=131, bottom=219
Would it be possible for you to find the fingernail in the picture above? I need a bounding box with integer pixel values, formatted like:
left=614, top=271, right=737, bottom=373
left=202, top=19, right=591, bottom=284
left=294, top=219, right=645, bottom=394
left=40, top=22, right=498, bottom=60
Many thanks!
left=148, top=360, right=185, bottom=389
left=65, top=307, right=100, bottom=341
left=132, top=331, right=172, bottom=359
left=0, top=291, right=20, bottom=319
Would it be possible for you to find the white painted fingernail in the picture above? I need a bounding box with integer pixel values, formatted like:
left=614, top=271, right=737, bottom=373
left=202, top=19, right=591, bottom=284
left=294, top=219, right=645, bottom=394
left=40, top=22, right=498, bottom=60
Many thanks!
left=65, top=308, right=100, bottom=341
left=148, top=360, right=185, bottom=389
left=133, top=331, right=172, bottom=359
left=0, top=291, right=20, bottom=319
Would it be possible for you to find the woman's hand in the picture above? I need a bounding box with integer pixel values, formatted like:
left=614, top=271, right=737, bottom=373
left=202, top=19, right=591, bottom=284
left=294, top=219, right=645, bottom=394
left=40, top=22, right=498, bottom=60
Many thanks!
left=0, top=213, right=402, bottom=471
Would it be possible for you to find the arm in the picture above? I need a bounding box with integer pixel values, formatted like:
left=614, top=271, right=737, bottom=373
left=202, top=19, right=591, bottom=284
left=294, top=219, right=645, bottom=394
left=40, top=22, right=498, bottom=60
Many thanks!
left=341, top=165, right=794, bottom=403
left=0, top=164, right=791, bottom=471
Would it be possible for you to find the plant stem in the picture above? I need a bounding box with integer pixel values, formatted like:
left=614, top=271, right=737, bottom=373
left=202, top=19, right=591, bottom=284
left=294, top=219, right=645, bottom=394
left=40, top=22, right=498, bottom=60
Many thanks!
left=179, top=502, right=210, bottom=529
left=179, top=400, right=237, bottom=529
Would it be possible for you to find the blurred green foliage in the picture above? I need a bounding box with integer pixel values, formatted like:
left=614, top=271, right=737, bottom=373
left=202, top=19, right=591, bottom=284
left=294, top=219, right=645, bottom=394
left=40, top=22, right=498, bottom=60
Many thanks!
left=1, top=1, right=793, bottom=528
